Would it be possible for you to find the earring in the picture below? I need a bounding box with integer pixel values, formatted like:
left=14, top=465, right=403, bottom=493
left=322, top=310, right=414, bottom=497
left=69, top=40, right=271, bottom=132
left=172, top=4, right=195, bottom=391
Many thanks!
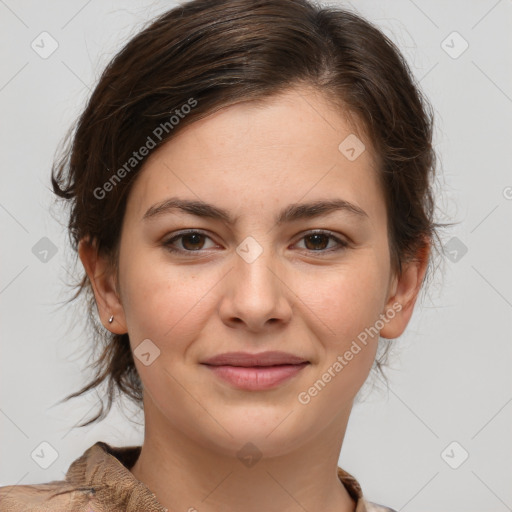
left=108, top=315, right=114, bottom=324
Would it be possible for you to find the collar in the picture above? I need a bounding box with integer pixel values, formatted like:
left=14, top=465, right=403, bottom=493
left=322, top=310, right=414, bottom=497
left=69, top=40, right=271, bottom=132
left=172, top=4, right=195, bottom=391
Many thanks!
left=66, top=441, right=166, bottom=511
left=66, top=441, right=368, bottom=512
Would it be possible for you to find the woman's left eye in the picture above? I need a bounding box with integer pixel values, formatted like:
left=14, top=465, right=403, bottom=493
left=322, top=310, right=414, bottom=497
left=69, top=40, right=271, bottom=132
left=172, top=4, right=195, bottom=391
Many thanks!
left=163, top=230, right=348, bottom=255
left=294, top=231, right=348, bottom=252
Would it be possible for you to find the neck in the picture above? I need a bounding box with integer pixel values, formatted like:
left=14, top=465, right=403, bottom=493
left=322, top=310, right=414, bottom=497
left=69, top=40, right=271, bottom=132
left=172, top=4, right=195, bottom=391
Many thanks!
left=129, top=395, right=357, bottom=512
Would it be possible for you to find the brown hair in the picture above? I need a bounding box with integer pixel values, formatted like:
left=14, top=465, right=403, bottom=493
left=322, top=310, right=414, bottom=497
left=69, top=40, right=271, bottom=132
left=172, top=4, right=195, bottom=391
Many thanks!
left=51, top=0, right=451, bottom=427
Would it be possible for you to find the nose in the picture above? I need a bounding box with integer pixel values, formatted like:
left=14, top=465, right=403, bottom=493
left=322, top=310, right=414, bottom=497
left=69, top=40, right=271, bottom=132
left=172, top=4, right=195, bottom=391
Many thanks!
left=218, top=242, right=293, bottom=333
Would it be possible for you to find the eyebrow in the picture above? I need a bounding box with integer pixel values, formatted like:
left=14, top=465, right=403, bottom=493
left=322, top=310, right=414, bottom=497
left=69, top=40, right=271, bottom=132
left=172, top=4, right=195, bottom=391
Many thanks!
left=142, top=197, right=369, bottom=224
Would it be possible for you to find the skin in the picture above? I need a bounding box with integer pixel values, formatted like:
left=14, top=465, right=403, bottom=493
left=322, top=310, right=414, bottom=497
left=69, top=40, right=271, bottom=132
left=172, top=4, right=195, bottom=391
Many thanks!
left=79, top=85, right=429, bottom=512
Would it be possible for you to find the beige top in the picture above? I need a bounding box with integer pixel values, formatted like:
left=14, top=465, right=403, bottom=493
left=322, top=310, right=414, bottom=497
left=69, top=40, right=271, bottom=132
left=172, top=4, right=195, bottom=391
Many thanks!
left=0, top=441, right=396, bottom=511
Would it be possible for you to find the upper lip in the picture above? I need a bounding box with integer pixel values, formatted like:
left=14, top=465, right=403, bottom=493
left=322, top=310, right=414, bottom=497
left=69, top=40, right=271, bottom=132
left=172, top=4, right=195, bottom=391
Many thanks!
left=201, top=351, right=309, bottom=367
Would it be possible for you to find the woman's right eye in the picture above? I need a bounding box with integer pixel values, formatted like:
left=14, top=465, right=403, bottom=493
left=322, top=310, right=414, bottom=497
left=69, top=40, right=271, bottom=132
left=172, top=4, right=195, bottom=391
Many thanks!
left=163, top=230, right=217, bottom=254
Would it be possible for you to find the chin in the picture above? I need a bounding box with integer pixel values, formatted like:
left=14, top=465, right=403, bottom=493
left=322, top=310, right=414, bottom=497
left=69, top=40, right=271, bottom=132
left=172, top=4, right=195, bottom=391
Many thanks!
left=195, top=409, right=314, bottom=460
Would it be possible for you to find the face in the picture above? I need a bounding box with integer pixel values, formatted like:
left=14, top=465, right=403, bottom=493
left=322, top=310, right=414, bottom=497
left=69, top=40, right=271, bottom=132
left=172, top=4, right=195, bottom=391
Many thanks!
left=83, top=86, right=424, bottom=458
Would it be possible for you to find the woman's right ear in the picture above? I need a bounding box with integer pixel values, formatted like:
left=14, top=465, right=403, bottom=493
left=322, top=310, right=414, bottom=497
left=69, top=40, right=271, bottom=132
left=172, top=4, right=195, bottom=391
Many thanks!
left=78, top=237, right=128, bottom=335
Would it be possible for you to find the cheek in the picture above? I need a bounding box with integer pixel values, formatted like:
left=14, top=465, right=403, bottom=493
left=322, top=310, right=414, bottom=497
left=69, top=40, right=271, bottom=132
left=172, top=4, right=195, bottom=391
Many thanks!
left=302, top=262, right=387, bottom=339
left=294, top=259, right=388, bottom=388
left=119, top=251, right=219, bottom=350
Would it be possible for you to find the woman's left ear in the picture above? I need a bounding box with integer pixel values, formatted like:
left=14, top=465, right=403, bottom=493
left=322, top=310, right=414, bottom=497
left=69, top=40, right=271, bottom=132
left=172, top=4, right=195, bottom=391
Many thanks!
left=379, top=239, right=431, bottom=340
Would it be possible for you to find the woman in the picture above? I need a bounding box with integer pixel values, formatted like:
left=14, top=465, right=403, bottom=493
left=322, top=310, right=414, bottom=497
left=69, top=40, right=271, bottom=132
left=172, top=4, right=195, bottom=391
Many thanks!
left=0, top=0, right=446, bottom=510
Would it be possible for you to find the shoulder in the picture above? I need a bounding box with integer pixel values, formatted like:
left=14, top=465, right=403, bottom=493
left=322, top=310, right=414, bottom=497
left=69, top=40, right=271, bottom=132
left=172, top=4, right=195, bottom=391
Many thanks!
left=364, top=499, right=398, bottom=512
left=337, top=466, right=397, bottom=512
left=0, top=480, right=96, bottom=511
left=0, top=441, right=145, bottom=512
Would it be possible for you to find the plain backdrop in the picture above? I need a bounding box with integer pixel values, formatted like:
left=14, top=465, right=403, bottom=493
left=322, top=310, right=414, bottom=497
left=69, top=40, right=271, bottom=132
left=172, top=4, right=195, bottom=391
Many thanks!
left=1, top=1, right=511, bottom=511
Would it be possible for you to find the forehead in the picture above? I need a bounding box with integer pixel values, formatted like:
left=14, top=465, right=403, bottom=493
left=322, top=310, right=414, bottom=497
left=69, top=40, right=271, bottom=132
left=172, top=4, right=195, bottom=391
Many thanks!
left=125, top=87, right=385, bottom=226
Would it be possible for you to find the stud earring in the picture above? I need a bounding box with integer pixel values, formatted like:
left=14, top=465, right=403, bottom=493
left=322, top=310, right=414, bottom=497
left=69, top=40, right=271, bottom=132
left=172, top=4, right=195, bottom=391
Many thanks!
left=108, top=315, right=114, bottom=324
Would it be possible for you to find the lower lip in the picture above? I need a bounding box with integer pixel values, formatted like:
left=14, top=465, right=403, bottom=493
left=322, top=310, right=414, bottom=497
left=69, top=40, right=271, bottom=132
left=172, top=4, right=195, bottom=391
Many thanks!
left=203, top=363, right=309, bottom=390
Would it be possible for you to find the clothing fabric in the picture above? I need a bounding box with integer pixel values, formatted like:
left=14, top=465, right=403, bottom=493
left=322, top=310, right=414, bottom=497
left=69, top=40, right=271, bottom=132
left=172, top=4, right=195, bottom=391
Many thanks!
left=0, top=441, right=396, bottom=511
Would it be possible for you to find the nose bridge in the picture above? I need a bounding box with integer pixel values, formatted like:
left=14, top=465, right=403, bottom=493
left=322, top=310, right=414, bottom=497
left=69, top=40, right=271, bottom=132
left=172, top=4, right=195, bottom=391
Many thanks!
left=236, top=234, right=281, bottom=298
left=220, top=234, right=292, bottom=329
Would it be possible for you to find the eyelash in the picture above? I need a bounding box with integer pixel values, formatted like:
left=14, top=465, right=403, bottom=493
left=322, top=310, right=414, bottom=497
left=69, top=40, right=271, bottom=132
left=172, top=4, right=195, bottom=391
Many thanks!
left=162, top=229, right=349, bottom=256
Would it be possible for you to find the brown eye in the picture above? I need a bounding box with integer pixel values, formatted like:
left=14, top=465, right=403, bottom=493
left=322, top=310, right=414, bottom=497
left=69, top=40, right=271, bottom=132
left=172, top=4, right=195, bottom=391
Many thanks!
left=295, top=231, right=349, bottom=253
left=303, top=233, right=330, bottom=251
left=180, top=233, right=206, bottom=251
left=163, top=230, right=216, bottom=253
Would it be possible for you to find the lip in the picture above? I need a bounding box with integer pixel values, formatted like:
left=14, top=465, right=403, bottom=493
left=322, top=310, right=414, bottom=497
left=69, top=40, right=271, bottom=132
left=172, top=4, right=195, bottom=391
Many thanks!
left=203, top=363, right=309, bottom=390
left=201, top=351, right=310, bottom=391
left=201, top=351, right=309, bottom=366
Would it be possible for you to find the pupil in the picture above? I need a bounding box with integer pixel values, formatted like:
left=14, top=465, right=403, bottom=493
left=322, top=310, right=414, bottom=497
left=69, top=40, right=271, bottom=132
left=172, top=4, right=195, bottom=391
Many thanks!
left=183, top=233, right=203, bottom=250
left=305, top=234, right=328, bottom=250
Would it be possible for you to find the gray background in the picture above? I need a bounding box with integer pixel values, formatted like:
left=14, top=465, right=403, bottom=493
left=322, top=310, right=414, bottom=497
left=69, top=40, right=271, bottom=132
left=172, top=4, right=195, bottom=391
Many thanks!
left=1, top=1, right=511, bottom=510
